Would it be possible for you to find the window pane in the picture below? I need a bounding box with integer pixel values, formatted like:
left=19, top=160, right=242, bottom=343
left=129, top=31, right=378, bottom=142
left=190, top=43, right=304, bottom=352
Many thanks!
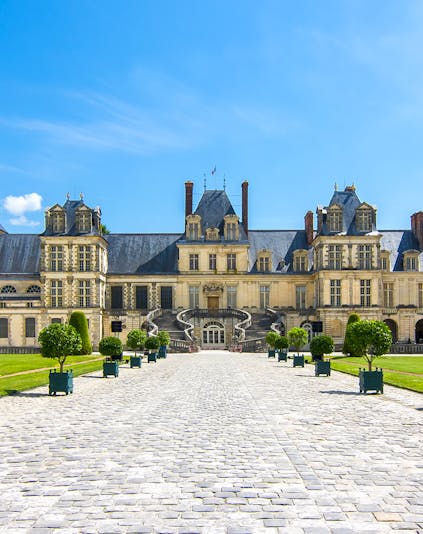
left=111, top=286, right=123, bottom=309
left=25, top=318, right=36, bottom=337
left=0, top=318, right=8, bottom=338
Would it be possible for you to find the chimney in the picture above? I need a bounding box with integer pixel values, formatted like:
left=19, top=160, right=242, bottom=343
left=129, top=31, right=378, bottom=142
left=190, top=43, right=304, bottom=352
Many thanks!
left=411, top=211, right=423, bottom=250
left=242, top=180, right=248, bottom=235
left=185, top=181, right=193, bottom=218
left=305, top=211, right=314, bottom=246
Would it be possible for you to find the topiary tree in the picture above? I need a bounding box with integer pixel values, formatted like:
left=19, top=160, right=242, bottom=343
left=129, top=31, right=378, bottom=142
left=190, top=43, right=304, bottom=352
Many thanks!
left=265, top=331, right=279, bottom=349
left=287, top=327, right=308, bottom=355
left=274, top=335, right=289, bottom=351
left=157, top=330, right=171, bottom=347
left=343, top=313, right=361, bottom=356
left=38, top=323, right=82, bottom=373
left=69, top=311, right=92, bottom=355
left=145, top=336, right=160, bottom=352
left=126, top=329, right=147, bottom=356
left=99, top=336, right=123, bottom=358
left=310, top=335, right=334, bottom=361
left=347, top=320, right=392, bottom=371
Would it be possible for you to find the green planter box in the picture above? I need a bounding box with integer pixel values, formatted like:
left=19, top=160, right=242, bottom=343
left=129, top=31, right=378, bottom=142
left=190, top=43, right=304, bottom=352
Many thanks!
left=277, top=350, right=288, bottom=362
left=268, top=349, right=276, bottom=358
left=103, top=360, right=119, bottom=377
left=359, top=369, right=383, bottom=394
left=130, top=355, right=142, bottom=368
left=158, top=346, right=167, bottom=358
left=315, top=360, right=331, bottom=376
left=148, top=352, right=157, bottom=363
left=49, top=370, right=73, bottom=395
left=293, top=355, right=305, bottom=367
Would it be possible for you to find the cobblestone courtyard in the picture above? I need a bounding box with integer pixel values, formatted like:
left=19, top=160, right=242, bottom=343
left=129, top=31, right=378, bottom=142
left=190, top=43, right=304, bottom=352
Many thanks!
left=0, top=351, right=422, bottom=533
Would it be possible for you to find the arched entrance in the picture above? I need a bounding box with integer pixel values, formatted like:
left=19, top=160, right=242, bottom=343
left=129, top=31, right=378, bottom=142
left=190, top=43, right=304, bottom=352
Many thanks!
left=415, top=319, right=423, bottom=344
left=383, top=319, right=398, bottom=343
left=202, top=321, right=225, bottom=349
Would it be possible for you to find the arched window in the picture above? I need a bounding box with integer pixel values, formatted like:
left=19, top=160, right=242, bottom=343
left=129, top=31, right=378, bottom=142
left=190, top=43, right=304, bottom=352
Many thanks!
left=1, top=285, right=17, bottom=293
left=27, top=285, right=41, bottom=293
left=202, top=321, right=225, bottom=345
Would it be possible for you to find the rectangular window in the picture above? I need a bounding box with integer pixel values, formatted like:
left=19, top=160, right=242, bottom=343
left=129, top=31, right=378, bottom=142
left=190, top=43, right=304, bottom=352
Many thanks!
left=296, top=285, right=306, bottom=309
left=405, top=256, right=418, bottom=271
left=53, top=214, right=65, bottom=233
left=0, top=318, right=8, bottom=338
left=79, top=245, right=91, bottom=272
left=160, top=286, right=173, bottom=309
left=189, top=286, right=200, bottom=308
left=418, top=283, right=423, bottom=308
left=50, top=245, right=63, bottom=272
left=328, top=210, right=342, bottom=232
left=259, top=286, right=270, bottom=309
left=226, top=223, right=237, bottom=240
left=209, top=254, right=216, bottom=270
left=227, top=253, right=236, bottom=271
left=25, top=317, right=36, bottom=338
left=188, top=223, right=199, bottom=240
left=111, top=286, right=123, bottom=309
left=189, top=254, right=199, bottom=271
left=50, top=280, right=63, bottom=307
left=135, top=286, right=148, bottom=309
left=381, top=256, right=389, bottom=271
left=330, top=280, right=341, bottom=306
left=227, top=286, right=237, bottom=308
left=259, top=256, right=270, bottom=272
left=79, top=280, right=91, bottom=307
left=383, top=283, right=394, bottom=307
left=78, top=212, right=91, bottom=232
left=360, top=279, right=371, bottom=306
left=358, top=245, right=372, bottom=269
left=328, top=245, right=342, bottom=269
left=51, top=318, right=62, bottom=324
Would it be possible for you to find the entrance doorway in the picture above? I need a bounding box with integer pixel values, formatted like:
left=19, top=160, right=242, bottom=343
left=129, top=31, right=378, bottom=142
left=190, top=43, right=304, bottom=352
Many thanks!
left=202, top=321, right=225, bottom=348
left=383, top=319, right=398, bottom=343
left=416, top=319, right=423, bottom=344
left=207, top=296, right=219, bottom=310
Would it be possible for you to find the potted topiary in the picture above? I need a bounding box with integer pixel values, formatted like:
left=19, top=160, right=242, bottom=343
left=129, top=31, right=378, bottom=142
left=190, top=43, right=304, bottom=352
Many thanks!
left=126, top=329, right=147, bottom=368
left=38, top=322, right=82, bottom=395
left=347, top=320, right=392, bottom=394
left=157, top=330, right=171, bottom=358
left=145, top=336, right=160, bottom=362
left=265, top=331, right=279, bottom=358
left=343, top=313, right=362, bottom=357
left=287, top=327, right=308, bottom=367
left=99, top=336, right=123, bottom=377
left=274, top=335, right=289, bottom=362
left=310, top=335, right=334, bottom=376
left=69, top=310, right=92, bottom=355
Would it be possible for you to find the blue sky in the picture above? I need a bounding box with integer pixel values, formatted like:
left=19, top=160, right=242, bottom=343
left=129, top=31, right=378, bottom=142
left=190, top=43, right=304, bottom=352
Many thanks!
left=0, top=0, right=422, bottom=233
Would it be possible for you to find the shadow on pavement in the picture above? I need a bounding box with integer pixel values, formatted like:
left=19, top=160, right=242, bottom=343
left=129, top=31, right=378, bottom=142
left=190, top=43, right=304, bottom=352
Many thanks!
left=5, top=390, right=47, bottom=397
left=320, top=390, right=362, bottom=396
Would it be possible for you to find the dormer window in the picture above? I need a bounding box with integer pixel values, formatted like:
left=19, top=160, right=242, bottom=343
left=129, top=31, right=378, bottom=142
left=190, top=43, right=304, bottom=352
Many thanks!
left=404, top=250, right=419, bottom=271
left=52, top=212, right=65, bottom=233
left=356, top=205, right=374, bottom=233
left=224, top=215, right=239, bottom=241
left=327, top=206, right=342, bottom=233
left=380, top=250, right=390, bottom=271
left=293, top=250, right=308, bottom=272
left=186, top=214, right=201, bottom=240
left=205, top=227, right=219, bottom=241
left=257, top=250, right=272, bottom=272
left=77, top=210, right=92, bottom=233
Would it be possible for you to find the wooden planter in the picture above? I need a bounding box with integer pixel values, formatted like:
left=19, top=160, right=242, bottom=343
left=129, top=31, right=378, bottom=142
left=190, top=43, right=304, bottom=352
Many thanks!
left=103, top=360, right=119, bottom=378
left=130, top=355, right=142, bottom=368
left=277, top=350, right=288, bottom=362
left=148, top=352, right=157, bottom=363
left=293, top=354, right=305, bottom=367
left=359, top=369, right=383, bottom=394
left=268, top=349, right=276, bottom=358
left=315, top=360, right=331, bottom=376
left=49, top=370, right=73, bottom=396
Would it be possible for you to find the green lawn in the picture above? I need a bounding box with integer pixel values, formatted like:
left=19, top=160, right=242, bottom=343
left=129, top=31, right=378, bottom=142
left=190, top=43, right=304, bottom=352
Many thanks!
left=0, top=353, right=102, bottom=376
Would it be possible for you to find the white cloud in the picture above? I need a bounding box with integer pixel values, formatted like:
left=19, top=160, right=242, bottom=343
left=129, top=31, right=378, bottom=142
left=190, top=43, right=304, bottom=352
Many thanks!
left=9, top=215, right=40, bottom=227
left=3, top=193, right=43, bottom=216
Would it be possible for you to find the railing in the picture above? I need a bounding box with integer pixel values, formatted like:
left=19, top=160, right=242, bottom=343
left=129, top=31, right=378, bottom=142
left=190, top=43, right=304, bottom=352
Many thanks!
left=176, top=309, right=196, bottom=343
left=234, top=309, right=251, bottom=341
left=238, top=337, right=267, bottom=353
left=0, top=346, right=39, bottom=354
left=169, top=338, right=198, bottom=353
left=146, top=308, right=161, bottom=336
left=390, top=343, right=423, bottom=354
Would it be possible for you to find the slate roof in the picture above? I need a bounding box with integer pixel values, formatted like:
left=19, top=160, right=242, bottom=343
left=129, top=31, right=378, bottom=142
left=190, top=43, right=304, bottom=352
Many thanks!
left=41, top=200, right=101, bottom=236
left=0, top=223, right=7, bottom=234
left=380, top=230, right=422, bottom=271
left=0, top=234, right=40, bottom=274
left=248, top=230, right=309, bottom=272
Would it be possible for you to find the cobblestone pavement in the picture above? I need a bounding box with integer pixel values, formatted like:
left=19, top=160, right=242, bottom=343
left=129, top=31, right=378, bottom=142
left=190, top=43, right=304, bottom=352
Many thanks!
left=0, top=351, right=422, bottom=534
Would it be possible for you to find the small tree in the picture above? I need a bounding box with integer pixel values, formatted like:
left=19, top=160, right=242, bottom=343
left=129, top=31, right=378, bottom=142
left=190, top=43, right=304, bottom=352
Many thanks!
left=145, top=336, right=160, bottom=352
left=99, top=336, right=123, bottom=358
left=38, top=323, right=82, bottom=373
left=274, top=335, right=289, bottom=351
left=287, top=327, right=308, bottom=355
left=69, top=311, right=92, bottom=355
left=157, top=330, right=171, bottom=347
left=343, top=313, right=361, bottom=356
left=265, top=331, right=279, bottom=349
left=347, top=320, right=392, bottom=371
left=310, top=335, right=334, bottom=361
left=126, top=329, right=147, bottom=356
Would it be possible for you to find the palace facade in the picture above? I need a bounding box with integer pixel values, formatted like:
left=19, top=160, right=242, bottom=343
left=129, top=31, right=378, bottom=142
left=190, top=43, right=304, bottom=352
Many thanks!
left=0, top=181, right=423, bottom=350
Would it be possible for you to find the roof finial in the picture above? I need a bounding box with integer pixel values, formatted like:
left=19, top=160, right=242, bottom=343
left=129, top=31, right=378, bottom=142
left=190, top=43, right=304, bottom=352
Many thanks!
left=351, top=182, right=356, bottom=191
left=80, top=192, right=84, bottom=200
left=203, top=174, right=207, bottom=192
left=334, top=182, right=338, bottom=191
left=223, top=175, right=226, bottom=191
left=66, top=192, right=70, bottom=200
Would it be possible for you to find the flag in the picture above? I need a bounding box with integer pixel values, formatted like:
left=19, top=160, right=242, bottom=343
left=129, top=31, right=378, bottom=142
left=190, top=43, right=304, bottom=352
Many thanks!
left=211, top=166, right=216, bottom=175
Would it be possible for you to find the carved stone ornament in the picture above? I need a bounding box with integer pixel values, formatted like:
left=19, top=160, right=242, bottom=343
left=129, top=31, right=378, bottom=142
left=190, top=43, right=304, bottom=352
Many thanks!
left=203, top=284, right=224, bottom=294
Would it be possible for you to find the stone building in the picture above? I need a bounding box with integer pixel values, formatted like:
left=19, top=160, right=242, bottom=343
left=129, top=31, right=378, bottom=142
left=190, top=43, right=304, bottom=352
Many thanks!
left=0, top=182, right=422, bottom=351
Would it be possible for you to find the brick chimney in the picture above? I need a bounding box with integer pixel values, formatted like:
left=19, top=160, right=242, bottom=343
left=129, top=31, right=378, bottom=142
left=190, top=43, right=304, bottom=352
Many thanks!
left=185, top=181, right=193, bottom=218
left=242, top=180, right=248, bottom=235
left=305, top=211, right=314, bottom=246
left=411, top=211, right=423, bottom=250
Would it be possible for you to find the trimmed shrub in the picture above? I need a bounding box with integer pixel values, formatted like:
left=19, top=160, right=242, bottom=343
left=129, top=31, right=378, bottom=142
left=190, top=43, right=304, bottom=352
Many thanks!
left=157, top=330, right=171, bottom=347
left=145, top=336, right=160, bottom=351
left=265, top=331, right=279, bottom=348
left=343, top=313, right=361, bottom=356
left=287, top=327, right=308, bottom=355
left=310, top=335, right=334, bottom=361
left=69, top=311, right=92, bottom=355
left=274, top=335, right=289, bottom=351
left=38, top=323, right=82, bottom=372
left=126, top=329, right=147, bottom=355
left=347, top=320, right=392, bottom=371
left=99, top=336, right=123, bottom=357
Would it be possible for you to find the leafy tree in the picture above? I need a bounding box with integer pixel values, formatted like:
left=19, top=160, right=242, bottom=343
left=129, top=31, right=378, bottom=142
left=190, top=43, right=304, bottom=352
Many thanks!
left=310, top=335, right=334, bottom=361
left=265, top=331, right=279, bottom=349
left=126, top=329, right=147, bottom=356
left=347, top=320, right=392, bottom=371
left=99, top=336, right=123, bottom=357
left=145, top=336, right=160, bottom=351
left=100, top=224, right=110, bottom=235
left=38, top=323, right=82, bottom=373
left=287, top=327, right=308, bottom=355
left=69, top=311, right=92, bottom=355
left=274, top=335, right=289, bottom=351
left=157, top=330, right=171, bottom=347
left=343, top=313, right=361, bottom=356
